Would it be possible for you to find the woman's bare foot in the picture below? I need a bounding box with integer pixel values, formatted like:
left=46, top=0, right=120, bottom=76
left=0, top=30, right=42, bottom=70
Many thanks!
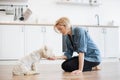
left=92, top=66, right=101, bottom=71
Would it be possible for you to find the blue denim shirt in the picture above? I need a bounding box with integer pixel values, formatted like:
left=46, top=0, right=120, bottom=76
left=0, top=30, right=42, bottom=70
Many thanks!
left=64, top=26, right=101, bottom=62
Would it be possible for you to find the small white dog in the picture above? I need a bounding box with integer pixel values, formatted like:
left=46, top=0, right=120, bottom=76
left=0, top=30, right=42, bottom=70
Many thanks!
left=12, top=46, right=55, bottom=76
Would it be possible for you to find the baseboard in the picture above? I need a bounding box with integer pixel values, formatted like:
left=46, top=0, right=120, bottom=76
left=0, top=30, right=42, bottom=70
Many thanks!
left=0, top=58, right=119, bottom=65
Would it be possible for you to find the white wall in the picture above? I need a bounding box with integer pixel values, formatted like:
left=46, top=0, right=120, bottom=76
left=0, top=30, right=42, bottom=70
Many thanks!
left=27, top=0, right=120, bottom=26
left=0, top=0, right=120, bottom=26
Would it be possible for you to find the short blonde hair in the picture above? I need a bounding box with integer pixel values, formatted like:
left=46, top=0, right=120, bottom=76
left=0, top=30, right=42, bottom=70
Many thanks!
left=54, top=17, right=71, bottom=33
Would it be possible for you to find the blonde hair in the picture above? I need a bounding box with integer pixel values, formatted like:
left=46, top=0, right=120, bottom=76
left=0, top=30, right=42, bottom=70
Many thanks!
left=54, top=17, right=71, bottom=33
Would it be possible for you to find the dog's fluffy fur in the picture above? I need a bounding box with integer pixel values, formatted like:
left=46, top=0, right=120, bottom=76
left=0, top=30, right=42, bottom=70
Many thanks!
left=12, top=46, right=55, bottom=76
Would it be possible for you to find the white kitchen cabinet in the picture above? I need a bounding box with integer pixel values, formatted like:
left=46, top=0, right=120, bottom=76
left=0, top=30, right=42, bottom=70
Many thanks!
left=0, top=24, right=118, bottom=60
left=0, top=25, right=63, bottom=60
left=104, top=28, right=119, bottom=57
left=88, top=27, right=119, bottom=58
left=44, top=26, right=62, bottom=56
left=24, top=26, right=44, bottom=55
left=88, top=27, right=105, bottom=57
left=24, top=26, right=62, bottom=56
left=0, top=25, right=24, bottom=60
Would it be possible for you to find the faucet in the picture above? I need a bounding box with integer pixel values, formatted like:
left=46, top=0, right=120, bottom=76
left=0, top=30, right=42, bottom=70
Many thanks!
left=95, top=14, right=100, bottom=26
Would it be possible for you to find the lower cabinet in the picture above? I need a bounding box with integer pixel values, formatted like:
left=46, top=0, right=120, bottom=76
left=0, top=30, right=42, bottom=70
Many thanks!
left=88, top=27, right=105, bottom=57
left=0, top=25, right=119, bottom=60
left=0, top=25, right=62, bottom=60
left=24, top=26, right=62, bottom=56
left=44, top=26, right=62, bottom=56
left=24, top=26, right=44, bottom=55
left=104, top=28, right=119, bottom=57
left=0, top=25, right=24, bottom=60
left=88, top=27, right=119, bottom=58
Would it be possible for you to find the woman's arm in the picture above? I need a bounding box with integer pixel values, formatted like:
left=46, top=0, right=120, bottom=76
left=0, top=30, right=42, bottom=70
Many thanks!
left=78, top=53, right=84, bottom=71
left=71, top=52, right=84, bottom=74
left=55, top=55, right=67, bottom=60
left=47, top=55, right=67, bottom=60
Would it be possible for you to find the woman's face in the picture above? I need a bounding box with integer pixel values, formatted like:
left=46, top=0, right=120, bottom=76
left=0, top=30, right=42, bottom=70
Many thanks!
left=56, top=25, right=68, bottom=35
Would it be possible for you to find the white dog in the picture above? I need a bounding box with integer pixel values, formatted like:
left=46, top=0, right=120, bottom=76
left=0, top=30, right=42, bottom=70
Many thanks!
left=12, top=46, right=55, bottom=76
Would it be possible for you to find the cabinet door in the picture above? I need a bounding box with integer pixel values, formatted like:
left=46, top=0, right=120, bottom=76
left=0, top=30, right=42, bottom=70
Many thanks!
left=0, top=25, right=24, bottom=59
left=44, top=26, right=62, bottom=56
left=88, top=27, right=105, bottom=57
left=24, top=26, right=44, bottom=55
left=104, top=28, right=119, bottom=57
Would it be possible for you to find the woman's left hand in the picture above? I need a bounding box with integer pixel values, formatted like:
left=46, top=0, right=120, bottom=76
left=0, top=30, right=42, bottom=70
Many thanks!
left=71, top=70, right=82, bottom=75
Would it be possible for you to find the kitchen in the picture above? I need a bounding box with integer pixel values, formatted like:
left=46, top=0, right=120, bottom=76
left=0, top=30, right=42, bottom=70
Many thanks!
left=0, top=0, right=120, bottom=80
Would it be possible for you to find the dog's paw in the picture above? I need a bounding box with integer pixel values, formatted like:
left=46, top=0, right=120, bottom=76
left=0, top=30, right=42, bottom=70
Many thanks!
left=13, top=72, right=24, bottom=76
left=25, top=71, right=40, bottom=75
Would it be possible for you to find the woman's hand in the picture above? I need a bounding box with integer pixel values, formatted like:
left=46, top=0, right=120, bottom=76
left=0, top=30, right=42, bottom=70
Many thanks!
left=71, top=70, right=82, bottom=75
left=55, top=55, right=67, bottom=60
left=47, top=56, right=57, bottom=60
left=47, top=55, right=67, bottom=60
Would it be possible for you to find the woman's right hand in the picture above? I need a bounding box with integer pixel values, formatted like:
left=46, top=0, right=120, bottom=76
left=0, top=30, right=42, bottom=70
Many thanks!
left=55, top=55, right=67, bottom=60
left=47, top=56, right=57, bottom=60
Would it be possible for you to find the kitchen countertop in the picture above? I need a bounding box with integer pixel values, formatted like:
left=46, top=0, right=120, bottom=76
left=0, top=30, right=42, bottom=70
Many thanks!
left=0, top=21, right=119, bottom=28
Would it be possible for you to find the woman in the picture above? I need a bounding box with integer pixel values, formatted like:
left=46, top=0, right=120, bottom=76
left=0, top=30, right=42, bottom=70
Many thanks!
left=54, top=17, right=101, bottom=74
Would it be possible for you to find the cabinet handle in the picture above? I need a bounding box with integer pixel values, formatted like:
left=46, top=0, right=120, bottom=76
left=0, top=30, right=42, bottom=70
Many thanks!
left=41, top=27, right=46, bottom=32
left=102, top=28, right=106, bottom=34
left=21, top=26, right=24, bottom=32
left=86, top=27, right=89, bottom=32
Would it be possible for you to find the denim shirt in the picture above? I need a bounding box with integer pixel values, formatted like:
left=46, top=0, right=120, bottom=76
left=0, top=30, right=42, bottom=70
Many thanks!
left=64, top=26, right=101, bottom=62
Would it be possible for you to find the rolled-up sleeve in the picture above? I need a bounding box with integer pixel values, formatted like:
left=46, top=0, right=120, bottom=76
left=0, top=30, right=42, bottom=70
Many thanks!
left=64, top=36, right=73, bottom=59
left=76, top=28, right=87, bottom=53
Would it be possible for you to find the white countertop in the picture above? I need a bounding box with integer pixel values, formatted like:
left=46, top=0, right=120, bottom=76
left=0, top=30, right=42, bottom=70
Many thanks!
left=0, top=21, right=119, bottom=28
